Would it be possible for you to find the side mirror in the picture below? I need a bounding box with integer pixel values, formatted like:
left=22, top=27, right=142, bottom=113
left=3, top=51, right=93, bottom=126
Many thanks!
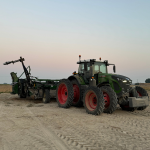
left=113, top=65, right=116, bottom=73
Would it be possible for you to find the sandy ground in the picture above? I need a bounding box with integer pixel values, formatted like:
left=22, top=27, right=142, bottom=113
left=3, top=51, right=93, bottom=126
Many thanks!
left=0, top=91, right=150, bottom=150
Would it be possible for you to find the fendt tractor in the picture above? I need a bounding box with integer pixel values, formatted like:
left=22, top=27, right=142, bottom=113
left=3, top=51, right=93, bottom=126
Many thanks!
left=3, top=57, right=60, bottom=103
left=4, top=56, right=149, bottom=115
left=56, top=55, right=149, bottom=115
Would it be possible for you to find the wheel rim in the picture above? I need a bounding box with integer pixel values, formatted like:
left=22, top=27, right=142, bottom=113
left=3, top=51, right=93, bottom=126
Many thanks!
left=85, top=91, right=97, bottom=111
left=73, top=84, right=80, bottom=104
left=58, top=83, right=68, bottom=104
left=137, top=91, right=142, bottom=97
left=103, top=92, right=110, bottom=109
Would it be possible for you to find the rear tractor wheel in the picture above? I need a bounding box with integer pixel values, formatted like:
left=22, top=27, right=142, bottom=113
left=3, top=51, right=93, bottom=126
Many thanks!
left=56, top=79, right=74, bottom=108
left=83, top=86, right=105, bottom=115
left=71, top=79, right=83, bottom=107
left=100, top=86, right=118, bottom=113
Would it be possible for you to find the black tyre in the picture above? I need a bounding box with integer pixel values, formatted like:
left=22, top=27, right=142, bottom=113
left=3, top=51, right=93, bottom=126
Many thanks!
left=135, top=86, right=148, bottom=97
left=119, top=86, right=147, bottom=111
left=42, top=89, right=50, bottom=103
left=119, top=87, right=137, bottom=111
left=56, top=79, right=74, bottom=108
left=71, top=79, right=83, bottom=107
left=135, top=86, right=148, bottom=110
left=100, top=86, right=118, bottom=113
left=120, top=104, right=135, bottom=111
left=83, top=86, right=105, bottom=115
left=19, top=83, right=26, bottom=98
left=129, top=87, right=138, bottom=97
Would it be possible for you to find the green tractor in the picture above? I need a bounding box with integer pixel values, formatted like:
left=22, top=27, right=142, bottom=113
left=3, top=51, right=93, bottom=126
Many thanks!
left=56, top=55, right=149, bottom=115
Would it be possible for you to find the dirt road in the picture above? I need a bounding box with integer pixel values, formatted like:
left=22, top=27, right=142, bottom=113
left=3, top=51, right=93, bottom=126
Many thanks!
left=0, top=92, right=150, bottom=150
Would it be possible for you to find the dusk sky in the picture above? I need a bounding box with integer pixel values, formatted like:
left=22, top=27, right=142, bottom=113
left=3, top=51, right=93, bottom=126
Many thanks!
left=0, top=0, right=150, bottom=84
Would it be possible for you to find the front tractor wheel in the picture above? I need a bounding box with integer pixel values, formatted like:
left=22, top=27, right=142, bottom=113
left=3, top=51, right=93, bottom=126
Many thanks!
left=56, top=79, right=74, bottom=108
left=119, top=87, right=137, bottom=111
left=83, top=86, right=105, bottom=115
left=119, top=86, right=148, bottom=111
left=136, top=86, right=148, bottom=110
left=100, top=86, right=118, bottom=113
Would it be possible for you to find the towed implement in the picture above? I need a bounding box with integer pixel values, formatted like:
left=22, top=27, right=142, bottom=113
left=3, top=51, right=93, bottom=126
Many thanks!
left=3, top=57, right=60, bottom=103
left=4, top=56, right=149, bottom=115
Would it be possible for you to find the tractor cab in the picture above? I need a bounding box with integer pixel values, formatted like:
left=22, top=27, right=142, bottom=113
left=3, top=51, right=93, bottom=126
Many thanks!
left=77, top=56, right=116, bottom=83
left=78, top=60, right=108, bottom=75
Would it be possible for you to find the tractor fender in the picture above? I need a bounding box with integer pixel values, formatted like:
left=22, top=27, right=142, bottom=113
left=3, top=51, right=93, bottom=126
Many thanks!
left=68, top=75, right=85, bottom=85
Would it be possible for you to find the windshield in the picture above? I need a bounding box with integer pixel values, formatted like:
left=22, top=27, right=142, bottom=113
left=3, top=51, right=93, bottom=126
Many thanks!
left=78, top=63, right=84, bottom=73
left=93, top=62, right=107, bottom=74
left=78, top=62, right=107, bottom=74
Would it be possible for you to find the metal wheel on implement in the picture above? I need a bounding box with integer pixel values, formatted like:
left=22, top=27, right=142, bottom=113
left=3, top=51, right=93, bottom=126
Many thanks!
left=83, top=86, right=105, bottom=115
left=18, top=80, right=26, bottom=98
left=56, top=79, right=74, bottom=108
left=42, top=89, right=50, bottom=103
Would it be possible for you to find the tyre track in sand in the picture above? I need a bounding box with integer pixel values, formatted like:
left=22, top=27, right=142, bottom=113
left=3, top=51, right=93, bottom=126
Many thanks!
left=0, top=98, right=69, bottom=150
left=25, top=107, right=71, bottom=150
left=1, top=93, right=150, bottom=150
left=34, top=107, right=150, bottom=150
left=0, top=107, right=56, bottom=150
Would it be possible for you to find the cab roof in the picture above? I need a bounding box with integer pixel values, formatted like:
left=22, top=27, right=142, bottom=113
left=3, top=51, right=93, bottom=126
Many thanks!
left=77, top=59, right=106, bottom=64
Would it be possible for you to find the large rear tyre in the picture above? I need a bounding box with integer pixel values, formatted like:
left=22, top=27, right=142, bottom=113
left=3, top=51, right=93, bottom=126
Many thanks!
left=83, top=86, right=105, bottom=115
left=56, top=79, right=74, bottom=108
left=100, top=86, right=118, bottom=113
left=135, top=86, right=148, bottom=110
left=71, top=79, right=83, bottom=107
left=42, top=89, right=50, bottom=103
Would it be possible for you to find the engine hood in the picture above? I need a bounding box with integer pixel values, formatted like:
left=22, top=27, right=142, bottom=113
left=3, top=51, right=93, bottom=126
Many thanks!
left=110, top=74, right=132, bottom=83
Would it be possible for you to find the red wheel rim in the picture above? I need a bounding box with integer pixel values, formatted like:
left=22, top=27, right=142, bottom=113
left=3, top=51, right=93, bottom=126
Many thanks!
left=73, top=84, right=80, bottom=104
left=137, top=91, right=142, bottom=97
left=85, top=91, right=97, bottom=111
left=58, top=83, right=68, bottom=104
left=103, top=92, right=110, bottom=109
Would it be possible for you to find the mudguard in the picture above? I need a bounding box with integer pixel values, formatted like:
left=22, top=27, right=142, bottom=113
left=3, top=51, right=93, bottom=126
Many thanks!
left=68, top=75, right=85, bottom=85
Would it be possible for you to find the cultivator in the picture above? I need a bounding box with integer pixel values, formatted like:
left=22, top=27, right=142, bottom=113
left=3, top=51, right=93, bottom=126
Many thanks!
left=4, top=57, right=60, bottom=103
left=4, top=56, right=149, bottom=115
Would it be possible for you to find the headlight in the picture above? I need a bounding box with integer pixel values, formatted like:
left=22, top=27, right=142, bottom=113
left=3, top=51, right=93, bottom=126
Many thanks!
left=123, top=80, right=127, bottom=82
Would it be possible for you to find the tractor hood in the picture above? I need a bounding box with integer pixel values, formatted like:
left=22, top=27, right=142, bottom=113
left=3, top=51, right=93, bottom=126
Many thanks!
left=110, top=74, right=132, bottom=97
left=110, top=74, right=132, bottom=83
